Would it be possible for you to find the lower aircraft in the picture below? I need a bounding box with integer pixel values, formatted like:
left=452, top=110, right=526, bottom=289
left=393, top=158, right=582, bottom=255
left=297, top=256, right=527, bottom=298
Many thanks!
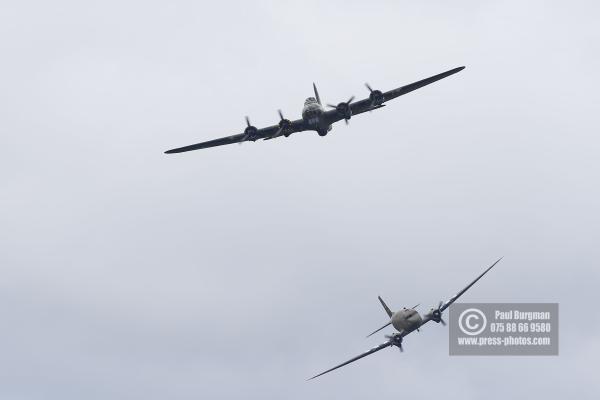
left=165, top=66, right=465, bottom=154
left=309, top=257, right=503, bottom=380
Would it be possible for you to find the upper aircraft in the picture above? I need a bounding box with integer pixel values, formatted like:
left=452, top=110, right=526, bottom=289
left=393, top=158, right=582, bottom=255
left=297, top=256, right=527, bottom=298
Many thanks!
left=164, top=66, right=465, bottom=154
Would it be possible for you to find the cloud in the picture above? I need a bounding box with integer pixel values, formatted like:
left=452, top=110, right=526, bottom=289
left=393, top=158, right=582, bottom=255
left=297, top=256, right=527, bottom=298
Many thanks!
left=1, top=1, right=599, bottom=399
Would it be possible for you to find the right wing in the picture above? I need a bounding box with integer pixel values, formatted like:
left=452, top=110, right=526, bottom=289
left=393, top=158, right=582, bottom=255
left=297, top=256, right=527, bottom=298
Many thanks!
left=308, top=340, right=393, bottom=380
left=164, top=118, right=307, bottom=154
left=164, top=133, right=248, bottom=153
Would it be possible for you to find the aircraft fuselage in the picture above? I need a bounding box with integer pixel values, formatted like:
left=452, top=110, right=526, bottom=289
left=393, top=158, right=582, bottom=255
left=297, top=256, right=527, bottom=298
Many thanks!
left=302, top=97, right=332, bottom=136
left=391, top=308, right=423, bottom=334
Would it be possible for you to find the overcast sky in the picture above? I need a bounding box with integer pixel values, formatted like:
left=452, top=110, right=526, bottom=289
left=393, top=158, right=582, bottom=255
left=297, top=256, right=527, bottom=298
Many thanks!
left=1, top=1, right=599, bottom=399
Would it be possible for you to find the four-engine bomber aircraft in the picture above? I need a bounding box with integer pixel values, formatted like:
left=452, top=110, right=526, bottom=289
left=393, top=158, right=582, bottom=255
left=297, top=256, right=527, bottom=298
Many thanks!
left=165, top=66, right=465, bottom=154
left=308, top=257, right=503, bottom=380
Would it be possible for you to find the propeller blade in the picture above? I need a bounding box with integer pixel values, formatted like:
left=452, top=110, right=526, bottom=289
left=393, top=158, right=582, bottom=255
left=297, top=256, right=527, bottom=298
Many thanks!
left=245, top=116, right=251, bottom=127
left=347, top=95, right=355, bottom=104
left=345, top=119, right=349, bottom=125
left=440, top=318, right=447, bottom=326
left=365, top=83, right=373, bottom=92
left=411, top=303, right=420, bottom=310
left=278, top=109, right=284, bottom=120
left=327, top=104, right=336, bottom=109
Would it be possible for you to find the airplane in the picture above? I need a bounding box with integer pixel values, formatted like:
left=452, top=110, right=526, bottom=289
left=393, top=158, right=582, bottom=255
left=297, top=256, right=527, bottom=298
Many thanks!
left=308, top=257, right=503, bottom=380
left=164, top=66, right=465, bottom=154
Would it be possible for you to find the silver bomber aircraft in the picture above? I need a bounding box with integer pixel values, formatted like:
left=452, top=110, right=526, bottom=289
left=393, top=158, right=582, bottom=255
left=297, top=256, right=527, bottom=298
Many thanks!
left=165, top=66, right=465, bottom=154
left=308, top=257, right=503, bottom=380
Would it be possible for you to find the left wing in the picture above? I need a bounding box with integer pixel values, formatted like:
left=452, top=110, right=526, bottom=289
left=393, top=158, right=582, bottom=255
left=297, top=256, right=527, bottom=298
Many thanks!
left=440, top=257, right=503, bottom=312
left=322, top=66, right=465, bottom=125
left=164, top=117, right=307, bottom=154
left=423, top=257, right=503, bottom=326
left=308, top=340, right=393, bottom=380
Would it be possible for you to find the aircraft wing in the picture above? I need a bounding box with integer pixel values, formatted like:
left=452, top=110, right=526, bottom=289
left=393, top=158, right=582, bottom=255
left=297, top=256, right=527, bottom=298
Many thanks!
left=164, top=118, right=307, bottom=154
left=323, top=66, right=465, bottom=125
left=440, top=257, right=503, bottom=312
left=165, top=133, right=248, bottom=153
left=310, top=257, right=501, bottom=381
left=308, top=340, right=393, bottom=380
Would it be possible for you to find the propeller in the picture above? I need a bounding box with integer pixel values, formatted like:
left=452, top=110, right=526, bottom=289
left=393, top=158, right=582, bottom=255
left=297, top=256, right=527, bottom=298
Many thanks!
left=274, top=109, right=293, bottom=138
left=385, top=334, right=403, bottom=352
left=241, top=116, right=258, bottom=142
left=430, top=301, right=446, bottom=326
left=365, top=83, right=384, bottom=106
left=327, top=95, right=355, bottom=124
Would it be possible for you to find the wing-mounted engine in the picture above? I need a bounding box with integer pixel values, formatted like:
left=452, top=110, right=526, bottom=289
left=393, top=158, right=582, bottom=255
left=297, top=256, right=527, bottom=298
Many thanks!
left=426, top=301, right=447, bottom=325
left=327, top=96, right=355, bottom=125
left=242, top=116, right=259, bottom=141
left=276, top=110, right=293, bottom=137
left=385, top=333, right=404, bottom=352
left=365, top=83, right=385, bottom=106
left=264, top=110, right=294, bottom=140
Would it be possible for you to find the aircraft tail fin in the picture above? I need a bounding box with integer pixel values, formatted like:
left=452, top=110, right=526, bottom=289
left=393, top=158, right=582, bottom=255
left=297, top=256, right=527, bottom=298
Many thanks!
left=313, top=83, right=322, bottom=105
left=378, top=296, right=393, bottom=317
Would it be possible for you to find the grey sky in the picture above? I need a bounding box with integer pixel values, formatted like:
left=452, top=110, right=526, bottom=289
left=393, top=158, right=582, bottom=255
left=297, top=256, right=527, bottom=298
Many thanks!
left=1, top=1, right=599, bottom=399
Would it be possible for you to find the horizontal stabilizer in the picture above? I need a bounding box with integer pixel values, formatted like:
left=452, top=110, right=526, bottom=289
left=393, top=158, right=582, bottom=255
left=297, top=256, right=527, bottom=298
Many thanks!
left=366, top=321, right=392, bottom=338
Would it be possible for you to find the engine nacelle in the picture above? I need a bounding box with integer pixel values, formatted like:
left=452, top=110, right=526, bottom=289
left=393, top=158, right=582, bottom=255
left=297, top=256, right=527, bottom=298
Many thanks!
left=279, top=118, right=292, bottom=137
left=335, top=102, right=352, bottom=120
left=369, top=89, right=384, bottom=106
left=244, top=125, right=259, bottom=141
